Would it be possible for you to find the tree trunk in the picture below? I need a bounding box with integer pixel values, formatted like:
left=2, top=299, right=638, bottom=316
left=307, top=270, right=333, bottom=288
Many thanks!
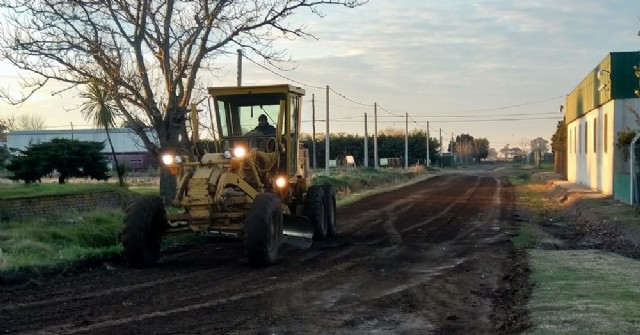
left=159, top=168, right=177, bottom=205
left=105, top=127, right=125, bottom=187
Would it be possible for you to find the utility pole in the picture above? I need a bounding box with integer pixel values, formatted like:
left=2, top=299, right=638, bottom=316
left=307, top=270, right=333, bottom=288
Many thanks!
left=325, top=85, right=330, bottom=175
left=405, top=112, right=409, bottom=170
left=440, top=129, right=443, bottom=155
left=70, top=122, right=74, bottom=140
left=312, top=94, right=317, bottom=169
left=451, top=134, right=455, bottom=163
left=364, top=113, right=368, bottom=168
left=374, top=103, right=379, bottom=170
left=236, top=49, right=242, bottom=86
left=426, top=121, right=430, bottom=167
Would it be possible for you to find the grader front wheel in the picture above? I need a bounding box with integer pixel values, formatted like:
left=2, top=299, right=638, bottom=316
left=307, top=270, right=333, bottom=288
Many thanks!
left=122, top=196, right=167, bottom=268
left=245, top=193, right=283, bottom=266
left=304, top=185, right=326, bottom=241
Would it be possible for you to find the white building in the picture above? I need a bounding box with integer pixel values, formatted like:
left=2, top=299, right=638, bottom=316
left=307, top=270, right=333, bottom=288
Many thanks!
left=565, top=51, right=640, bottom=204
left=7, top=128, right=159, bottom=171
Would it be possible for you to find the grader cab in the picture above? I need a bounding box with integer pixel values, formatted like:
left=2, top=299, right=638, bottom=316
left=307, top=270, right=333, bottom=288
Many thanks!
left=121, top=84, right=336, bottom=267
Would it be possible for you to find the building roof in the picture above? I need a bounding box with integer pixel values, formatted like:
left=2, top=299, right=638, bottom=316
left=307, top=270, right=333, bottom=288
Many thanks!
left=7, top=128, right=158, bottom=153
left=565, top=51, right=640, bottom=123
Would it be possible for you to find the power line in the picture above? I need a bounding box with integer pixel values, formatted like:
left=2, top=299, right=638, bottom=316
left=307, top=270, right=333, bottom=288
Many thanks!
left=303, top=116, right=562, bottom=124
left=244, top=54, right=375, bottom=109
left=375, top=95, right=565, bottom=115
left=375, top=111, right=561, bottom=118
left=242, top=54, right=325, bottom=90
left=244, top=52, right=564, bottom=119
left=376, top=104, right=402, bottom=117
left=328, top=87, right=373, bottom=107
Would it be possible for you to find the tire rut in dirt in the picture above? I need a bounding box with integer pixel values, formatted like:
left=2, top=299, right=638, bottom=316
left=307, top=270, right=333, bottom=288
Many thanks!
left=0, top=171, right=526, bottom=335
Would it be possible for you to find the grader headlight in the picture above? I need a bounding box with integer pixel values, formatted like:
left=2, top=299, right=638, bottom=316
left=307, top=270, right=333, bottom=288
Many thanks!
left=233, top=146, right=247, bottom=158
left=162, top=154, right=183, bottom=165
left=275, top=176, right=287, bottom=189
left=162, top=154, right=175, bottom=165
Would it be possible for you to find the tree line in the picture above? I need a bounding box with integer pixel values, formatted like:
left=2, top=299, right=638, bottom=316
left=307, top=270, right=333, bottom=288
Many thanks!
left=302, top=130, right=439, bottom=168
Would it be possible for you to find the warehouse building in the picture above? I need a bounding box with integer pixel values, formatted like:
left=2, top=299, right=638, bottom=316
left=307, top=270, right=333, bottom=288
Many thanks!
left=565, top=51, right=640, bottom=204
left=7, top=128, right=159, bottom=171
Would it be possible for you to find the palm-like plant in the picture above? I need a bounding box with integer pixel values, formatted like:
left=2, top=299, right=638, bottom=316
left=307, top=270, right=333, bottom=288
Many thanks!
left=80, top=78, right=124, bottom=186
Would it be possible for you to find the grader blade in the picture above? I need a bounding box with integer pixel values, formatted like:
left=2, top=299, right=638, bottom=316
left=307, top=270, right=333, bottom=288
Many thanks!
left=282, top=214, right=314, bottom=249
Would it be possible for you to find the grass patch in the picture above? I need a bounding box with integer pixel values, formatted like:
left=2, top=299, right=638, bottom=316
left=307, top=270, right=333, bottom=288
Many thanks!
left=512, top=222, right=543, bottom=249
left=511, top=168, right=640, bottom=334
left=0, top=210, right=123, bottom=272
left=128, top=186, right=160, bottom=196
left=314, top=168, right=423, bottom=194
left=525, top=250, right=640, bottom=335
left=0, top=182, right=126, bottom=199
left=0, top=208, right=203, bottom=277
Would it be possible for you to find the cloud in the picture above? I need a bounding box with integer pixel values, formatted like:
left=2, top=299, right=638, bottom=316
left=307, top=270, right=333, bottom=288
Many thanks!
left=3, top=0, right=639, bottom=146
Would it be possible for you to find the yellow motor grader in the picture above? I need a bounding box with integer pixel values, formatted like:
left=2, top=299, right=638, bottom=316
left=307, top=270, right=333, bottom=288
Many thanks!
left=121, top=84, right=336, bottom=267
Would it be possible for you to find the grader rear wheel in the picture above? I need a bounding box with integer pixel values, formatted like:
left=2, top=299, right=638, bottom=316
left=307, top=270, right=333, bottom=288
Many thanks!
left=122, top=196, right=167, bottom=268
left=323, top=184, right=338, bottom=237
left=304, top=185, right=326, bottom=241
left=245, top=193, right=283, bottom=266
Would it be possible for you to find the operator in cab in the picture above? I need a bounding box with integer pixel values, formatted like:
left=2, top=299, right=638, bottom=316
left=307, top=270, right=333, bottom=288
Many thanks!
left=254, top=114, right=276, bottom=135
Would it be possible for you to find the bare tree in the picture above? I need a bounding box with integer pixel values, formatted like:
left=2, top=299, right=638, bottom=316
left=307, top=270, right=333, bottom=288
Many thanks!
left=529, top=137, right=549, bottom=155
left=499, top=144, right=510, bottom=161
left=0, top=0, right=366, bottom=201
left=0, top=113, right=46, bottom=131
left=0, top=113, right=46, bottom=142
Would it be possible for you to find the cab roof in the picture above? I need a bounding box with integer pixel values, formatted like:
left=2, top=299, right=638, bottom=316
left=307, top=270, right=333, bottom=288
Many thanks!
left=207, top=84, right=305, bottom=97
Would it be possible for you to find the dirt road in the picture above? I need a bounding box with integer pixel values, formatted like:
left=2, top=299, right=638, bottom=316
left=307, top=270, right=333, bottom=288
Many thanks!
left=0, top=171, right=528, bottom=335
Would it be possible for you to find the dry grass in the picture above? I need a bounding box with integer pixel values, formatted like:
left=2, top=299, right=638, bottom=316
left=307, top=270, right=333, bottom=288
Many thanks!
left=513, top=171, right=640, bottom=334
left=525, top=250, right=640, bottom=335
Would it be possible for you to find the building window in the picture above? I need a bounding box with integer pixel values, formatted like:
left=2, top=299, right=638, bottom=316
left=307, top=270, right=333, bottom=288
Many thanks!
left=593, top=119, right=597, bottom=153
left=571, top=128, right=574, bottom=153
left=578, top=124, right=581, bottom=154
left=584, top=121, right=588, bottom=154
left=569, top=128, right=572, bottom=154
left=604, top=114, right=608, bottom=153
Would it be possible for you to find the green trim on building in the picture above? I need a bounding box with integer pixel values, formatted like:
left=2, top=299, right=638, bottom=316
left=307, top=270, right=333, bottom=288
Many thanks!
left=565, top=51, right=640, bottom=123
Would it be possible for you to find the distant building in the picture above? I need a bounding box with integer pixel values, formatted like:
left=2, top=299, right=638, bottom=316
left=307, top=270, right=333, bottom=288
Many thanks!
left=564, top=51, right=640, bottom=204
left=7, top=128, right=159, bottom=171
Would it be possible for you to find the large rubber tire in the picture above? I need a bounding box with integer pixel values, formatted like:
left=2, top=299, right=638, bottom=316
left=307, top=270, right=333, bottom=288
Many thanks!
left=122, top=196, right=167, bottom=268
left=244, top=193, right=283, bottom=267
left=304, top=185, right=326, bottom=241
left=323, top=184, right=338, bottom=237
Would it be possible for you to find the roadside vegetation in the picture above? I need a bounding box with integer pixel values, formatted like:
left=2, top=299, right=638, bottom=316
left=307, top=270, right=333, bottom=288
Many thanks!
left=510, top=163, right=640, bottom=334
left=0, top=168, right=427, bottom=282
left=0, top=182, right=126, bottom=199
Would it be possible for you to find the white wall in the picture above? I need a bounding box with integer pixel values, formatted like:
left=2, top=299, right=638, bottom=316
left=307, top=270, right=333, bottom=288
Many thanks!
left=566, top=100, right=615, bottom=194
left=567, top=98, right=640, bottom=195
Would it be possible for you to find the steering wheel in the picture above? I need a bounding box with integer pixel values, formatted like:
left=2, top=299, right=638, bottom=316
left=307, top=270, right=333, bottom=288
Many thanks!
left=265, top=137, right=278, bottom=153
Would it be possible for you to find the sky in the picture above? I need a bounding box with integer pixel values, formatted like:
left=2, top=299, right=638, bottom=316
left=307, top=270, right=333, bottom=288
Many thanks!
left=1, top=0, right=640, bottom=151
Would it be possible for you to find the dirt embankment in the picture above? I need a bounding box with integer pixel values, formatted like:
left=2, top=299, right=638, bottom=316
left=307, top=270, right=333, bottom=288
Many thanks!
left=520, top=172, right=640, bottom=259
